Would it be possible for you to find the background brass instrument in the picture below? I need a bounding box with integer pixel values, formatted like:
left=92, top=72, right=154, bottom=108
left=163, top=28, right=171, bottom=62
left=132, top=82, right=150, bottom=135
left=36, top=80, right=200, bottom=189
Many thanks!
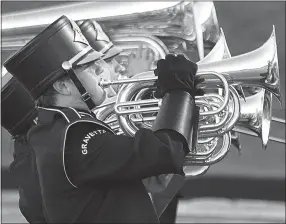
left=111, top=34, right=169, bottom=72
left=2, top=1, right=219, bottom=60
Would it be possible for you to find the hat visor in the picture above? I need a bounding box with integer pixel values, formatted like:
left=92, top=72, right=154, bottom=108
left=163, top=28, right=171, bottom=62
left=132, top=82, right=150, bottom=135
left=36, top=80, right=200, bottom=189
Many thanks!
left=102, top=46, right=122, bottom=60
left=77, top=50, right=103, bottom=66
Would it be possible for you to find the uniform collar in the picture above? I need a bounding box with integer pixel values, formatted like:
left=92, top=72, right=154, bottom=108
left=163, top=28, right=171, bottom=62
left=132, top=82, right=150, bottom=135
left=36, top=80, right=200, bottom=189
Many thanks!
left=37, top=106, right=96, bottom=124
left=37, top=106, right=59, bottom=124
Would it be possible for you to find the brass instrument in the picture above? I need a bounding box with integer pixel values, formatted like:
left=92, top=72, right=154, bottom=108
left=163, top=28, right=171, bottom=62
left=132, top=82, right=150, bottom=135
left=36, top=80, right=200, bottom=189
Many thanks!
left=96, top=29, right=240, bottom=175
left=2, top=1, right=219, bottom=60
left=94, top=29, right=233, bottom=176
left=96, top=26, right=284, bottom=170
left=94, top=34, right=169, bottom=134
left=96, top=28, right=230, bottom=127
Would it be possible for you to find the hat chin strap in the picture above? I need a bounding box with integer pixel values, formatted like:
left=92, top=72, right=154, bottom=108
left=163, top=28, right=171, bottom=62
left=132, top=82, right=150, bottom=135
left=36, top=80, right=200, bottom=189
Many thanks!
left=66, top=69, right=96, bottom=110
left=61, top=46, right=97, bottom=111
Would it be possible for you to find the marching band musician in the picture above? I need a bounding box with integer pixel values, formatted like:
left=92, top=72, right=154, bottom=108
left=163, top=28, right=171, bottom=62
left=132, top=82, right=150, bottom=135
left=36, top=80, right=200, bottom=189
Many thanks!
left=1, top=75, right=47, bottom=223
left=1, top=19, right=156, bottom=224
left=1, top=19, right=157, bottom=224
left=4, top=15, right=201, bottom=223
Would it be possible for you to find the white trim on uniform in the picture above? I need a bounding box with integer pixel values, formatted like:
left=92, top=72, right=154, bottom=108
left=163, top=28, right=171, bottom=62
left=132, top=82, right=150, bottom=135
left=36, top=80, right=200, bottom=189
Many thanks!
left=68, top=107, right=82, bottom=118
left=37, top=107, right=70, bottom=123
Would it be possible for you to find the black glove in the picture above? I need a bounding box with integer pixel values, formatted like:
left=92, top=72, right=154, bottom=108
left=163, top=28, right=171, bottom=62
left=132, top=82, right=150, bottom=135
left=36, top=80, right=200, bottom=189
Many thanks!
left=154, top=54, right=204, bottom=98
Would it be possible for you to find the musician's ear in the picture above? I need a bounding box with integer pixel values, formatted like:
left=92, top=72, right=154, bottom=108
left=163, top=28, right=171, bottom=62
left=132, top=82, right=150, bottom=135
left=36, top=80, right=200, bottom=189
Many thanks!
left=52, top=77, right=71, bottom=96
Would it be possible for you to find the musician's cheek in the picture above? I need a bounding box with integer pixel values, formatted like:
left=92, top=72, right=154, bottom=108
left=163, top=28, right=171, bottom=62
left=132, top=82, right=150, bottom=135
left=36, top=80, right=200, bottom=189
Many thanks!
left=105, top=86, right=117, bottom=98
left=75, top=69, right=106, bottom=105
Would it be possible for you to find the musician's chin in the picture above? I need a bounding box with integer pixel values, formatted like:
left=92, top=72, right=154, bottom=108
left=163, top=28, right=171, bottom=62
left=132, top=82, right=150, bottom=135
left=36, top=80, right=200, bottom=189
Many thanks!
left=101, top=88, right=107, bottom=102
left=92, top=88, right=107, bottom=107
left=105, top=86, right=117, bottom=98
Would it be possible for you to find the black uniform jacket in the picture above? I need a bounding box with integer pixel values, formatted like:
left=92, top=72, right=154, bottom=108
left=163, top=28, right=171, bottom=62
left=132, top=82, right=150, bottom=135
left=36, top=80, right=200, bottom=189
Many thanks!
left=9, top=137, right=47, bottom=223
left=27, top=106, right=186, bottom=223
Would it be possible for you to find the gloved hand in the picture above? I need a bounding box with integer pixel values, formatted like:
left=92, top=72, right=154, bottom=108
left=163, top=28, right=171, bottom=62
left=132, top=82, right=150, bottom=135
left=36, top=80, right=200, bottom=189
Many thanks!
left=154, top=54, right=204, bottom=98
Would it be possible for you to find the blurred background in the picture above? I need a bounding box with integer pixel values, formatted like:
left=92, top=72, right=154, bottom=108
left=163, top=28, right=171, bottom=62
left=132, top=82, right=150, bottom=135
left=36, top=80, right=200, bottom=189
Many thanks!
left=1, top=1, right=285, bottom=223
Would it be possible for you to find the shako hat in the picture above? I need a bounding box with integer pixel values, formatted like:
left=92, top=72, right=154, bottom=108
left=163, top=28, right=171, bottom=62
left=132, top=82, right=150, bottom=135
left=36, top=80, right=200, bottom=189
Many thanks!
left=4, top=15, right=103, bottom=101
left=1, top=73, right=37, bottom=136
left=78, top=19, right=122, bottom=60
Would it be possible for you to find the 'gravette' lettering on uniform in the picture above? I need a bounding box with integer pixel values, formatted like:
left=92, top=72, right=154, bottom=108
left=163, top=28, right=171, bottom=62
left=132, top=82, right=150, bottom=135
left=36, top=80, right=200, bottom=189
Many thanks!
left=81, top=129, right=106, bottom=154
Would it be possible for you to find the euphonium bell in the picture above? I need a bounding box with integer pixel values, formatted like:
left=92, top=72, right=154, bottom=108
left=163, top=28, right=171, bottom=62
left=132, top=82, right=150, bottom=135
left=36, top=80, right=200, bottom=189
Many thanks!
left=197, top=28, right=231, bottom=65
left=233, top=88, right=272, bottom=149
left=198, top=25, right=281, bottom=104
